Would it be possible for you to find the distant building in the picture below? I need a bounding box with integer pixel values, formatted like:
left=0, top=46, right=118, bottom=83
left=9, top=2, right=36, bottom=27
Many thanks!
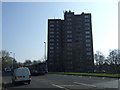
left=47, top=10, right=94, bottom=72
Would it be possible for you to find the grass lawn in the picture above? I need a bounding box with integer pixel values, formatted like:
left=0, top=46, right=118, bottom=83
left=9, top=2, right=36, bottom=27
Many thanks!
left=48, top=72, right=120, bottom=78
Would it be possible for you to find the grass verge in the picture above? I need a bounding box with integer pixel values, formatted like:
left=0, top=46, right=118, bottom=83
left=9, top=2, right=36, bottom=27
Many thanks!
left=48, top=72, right=120, bottom=78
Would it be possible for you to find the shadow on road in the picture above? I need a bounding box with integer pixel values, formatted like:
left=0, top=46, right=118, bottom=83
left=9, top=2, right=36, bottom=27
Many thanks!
left=2, top=82, right=28, bottom=89
left=1, top=82, right=119, bottom=90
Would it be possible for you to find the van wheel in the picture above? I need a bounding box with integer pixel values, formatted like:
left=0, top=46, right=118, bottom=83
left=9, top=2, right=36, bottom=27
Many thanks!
left=28, top=81, right=30, bottom=84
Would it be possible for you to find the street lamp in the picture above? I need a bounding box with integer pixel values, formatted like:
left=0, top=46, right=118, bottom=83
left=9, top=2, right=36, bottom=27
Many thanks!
left=44, top=42, right=48, bottom=72
left=10, top=52, right=15, bottom=69
left=44, top=42, right=46, bottom=61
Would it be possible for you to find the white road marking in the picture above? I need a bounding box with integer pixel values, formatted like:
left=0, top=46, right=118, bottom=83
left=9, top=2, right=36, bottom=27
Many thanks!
left=61, top=85, right=81, bottom=86
left=52, top=84, right=69, bottom=90
left=74, top=82, right=96, bottom=87
left=89, top=76, right=92, bottom=78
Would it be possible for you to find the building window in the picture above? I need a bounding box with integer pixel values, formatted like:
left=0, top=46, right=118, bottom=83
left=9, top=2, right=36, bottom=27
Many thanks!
left=50, top=21, right=55, bottom=23
left=67, top=22, right=72, bottom=25
left=85, top=35, right=90, bottom=38
left=50, top=51, right=54, bottom=53
left=56, top=28, right=59, bottom=30
left=56, top=39, right=59, bottom=41
left=67, top=35, right=72, bottom=38
left=86, top=52, right=91, bottom=55
left=50, top=35, right=54, bottom=38
left=86, top=44, right=91, bottom=47
left=56, top=43, right=59, bottom=45
left=50, top=47, right=54, bottom=49
left=84, top=15, right=90, bottom=18
left=67, top=39, right=72, bottom=42
left=50, top=39, right=54, bottom=41
left=80, top=38, right=83, bottom=40
left=85, top=27, right=90, bottom=30
left=56, top=21, right=59, bottom=23
left=50, top=28, right=54, bottom=31
left=50, top=43, right=54, bottom=45
left=86, top=48, right=91, bottom=51
left=67, top=18, right=72, bottom=21
left=85, top=31, right=90, bottom=34
left=56, top=32, right=59, bottom=34
left=86, top=39, right=91, bottom=42
left=56, top=47, right=59, bottom=49
left=85, top=19, right=90, bottom=22
left=56, top=35, right=59, bottom=38
left=50, top=24, right=54, bottom=27
left=67, top=43, right=72, bottom=47
left=50, top=54, right=54, bottom=57
left=85, top=23, right=90, bottom=26
left=66, top=14, right=72, bottom=17
left=67, top=27, right=72, bottom=29
left=50, top=32, right=54, bottom=34
left=57, top=24, right=59, bottom=27
left=67, top=31, right=72, bottom=33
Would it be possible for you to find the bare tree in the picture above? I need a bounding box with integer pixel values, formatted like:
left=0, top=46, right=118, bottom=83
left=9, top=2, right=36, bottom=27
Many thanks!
left=32, top=60, right=38, bottom=64
left=24, top=60, right=32, bottom=65
left=1, top=50, right=10, bottom=58
left=1, top=50, right=13, bottom=69
left=94, top=51, right=105, bottom=65
left=117, top=49, right=120, bottom=64
left=107, top=49, right=119, bottom=64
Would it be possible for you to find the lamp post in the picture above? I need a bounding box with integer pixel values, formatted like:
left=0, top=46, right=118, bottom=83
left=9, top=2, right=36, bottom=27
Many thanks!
left=44, top=42, right=46, bottom=61
left=44, top=42, right=48, bottom=72
left=10, top=52, right=15, bottom=69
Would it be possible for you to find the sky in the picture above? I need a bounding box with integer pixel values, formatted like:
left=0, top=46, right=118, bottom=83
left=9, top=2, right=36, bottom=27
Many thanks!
left=2, top=1, right=118, bottom=62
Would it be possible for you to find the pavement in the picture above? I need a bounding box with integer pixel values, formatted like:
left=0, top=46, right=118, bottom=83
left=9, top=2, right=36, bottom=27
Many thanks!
left=2, top=72, right=120, bottom=90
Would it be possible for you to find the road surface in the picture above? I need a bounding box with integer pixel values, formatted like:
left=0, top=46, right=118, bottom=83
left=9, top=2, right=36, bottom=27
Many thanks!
left=2, top=72, right=120, bottom=90
left=0, top=71, right=2, bottom=89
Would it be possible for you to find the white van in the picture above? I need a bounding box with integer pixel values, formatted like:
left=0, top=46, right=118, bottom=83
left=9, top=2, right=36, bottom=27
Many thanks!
left=12, top=67, right=31, bottom=84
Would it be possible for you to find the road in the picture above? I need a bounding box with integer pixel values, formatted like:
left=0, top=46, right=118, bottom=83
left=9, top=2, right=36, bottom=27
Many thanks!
left=2, top=72, right=120, bottom=90
left=0, top=71, right=2, bottom=90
